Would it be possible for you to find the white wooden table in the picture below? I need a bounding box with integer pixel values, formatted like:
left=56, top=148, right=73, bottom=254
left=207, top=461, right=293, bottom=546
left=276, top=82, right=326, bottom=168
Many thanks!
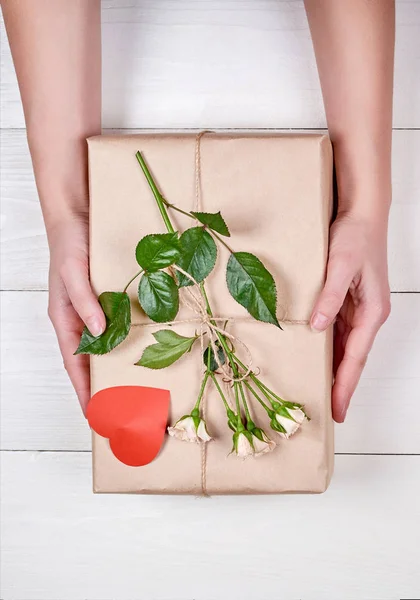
left=1, top=2, right=419, bottom=599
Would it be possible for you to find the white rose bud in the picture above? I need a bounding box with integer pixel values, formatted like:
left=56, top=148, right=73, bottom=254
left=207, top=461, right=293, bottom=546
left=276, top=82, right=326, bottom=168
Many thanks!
left=168, top=414, right=212, bottom=443
left=232, top=431, right=255, bottom=458
left=196, top=419, right=212, bottom=442
left=274, top=407, right=306, bottom=439
left=251, top=428, right=276, bottom=457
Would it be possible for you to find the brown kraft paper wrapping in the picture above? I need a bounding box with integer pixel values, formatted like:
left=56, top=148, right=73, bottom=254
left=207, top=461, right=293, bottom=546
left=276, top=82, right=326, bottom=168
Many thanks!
left=88, top=132, right=334, bottom=494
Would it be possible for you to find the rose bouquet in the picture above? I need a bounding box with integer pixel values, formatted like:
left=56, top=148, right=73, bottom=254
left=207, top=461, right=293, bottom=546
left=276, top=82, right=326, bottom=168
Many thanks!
left=77, top=152, right=309, bottom=458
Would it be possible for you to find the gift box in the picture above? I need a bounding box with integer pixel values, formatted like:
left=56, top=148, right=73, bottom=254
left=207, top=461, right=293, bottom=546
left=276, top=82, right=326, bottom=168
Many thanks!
left=87, top=131, right=334, bottom=494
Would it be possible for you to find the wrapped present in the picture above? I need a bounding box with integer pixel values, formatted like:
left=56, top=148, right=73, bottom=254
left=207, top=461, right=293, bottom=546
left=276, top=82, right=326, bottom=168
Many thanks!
left=86, top=131, right=334, bottom=494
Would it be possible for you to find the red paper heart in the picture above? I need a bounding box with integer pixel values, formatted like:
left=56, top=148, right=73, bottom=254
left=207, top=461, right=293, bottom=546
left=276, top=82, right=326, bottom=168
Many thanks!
left=87, top=386, right=170, bottom=467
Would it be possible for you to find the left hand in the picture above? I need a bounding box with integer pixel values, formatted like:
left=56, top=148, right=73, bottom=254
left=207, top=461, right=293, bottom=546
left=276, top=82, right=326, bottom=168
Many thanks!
left=47, top=213, right=106, bottom=415
left=310, top=212, right=391, bottom=423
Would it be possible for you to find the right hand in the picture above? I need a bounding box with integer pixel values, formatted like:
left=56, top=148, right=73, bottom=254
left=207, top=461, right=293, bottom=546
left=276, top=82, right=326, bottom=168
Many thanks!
left=310, top=212, right=391, bottom=422
left=47, top=214, right=105, bottom=414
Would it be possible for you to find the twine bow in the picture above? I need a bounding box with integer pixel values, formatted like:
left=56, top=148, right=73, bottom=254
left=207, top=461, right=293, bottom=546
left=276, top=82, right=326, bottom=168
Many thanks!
left=168, top=263, right=254, bottom=383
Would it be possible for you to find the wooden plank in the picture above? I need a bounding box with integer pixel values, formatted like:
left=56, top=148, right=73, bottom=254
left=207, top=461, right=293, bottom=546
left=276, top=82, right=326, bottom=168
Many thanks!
left=1, top=451, right=419, bottom=599
left=1, top=1, right=420, bottom=129
left=1, top=129, right=420, bottom=292
left=1, top=291, right=419, bottom=454
left=336, top=292, right=420, bottom=454
left=0, top=131, right=50, bottom=291
left=0, top=291, right=91, bottom=452
left=389, top=130, right=420, bottom=292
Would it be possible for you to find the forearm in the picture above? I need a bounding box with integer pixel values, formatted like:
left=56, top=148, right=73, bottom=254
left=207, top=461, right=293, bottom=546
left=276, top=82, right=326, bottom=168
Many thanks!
left=304, top=0, right=395, bottom=224
left=2, top=0, right=101, bottom=236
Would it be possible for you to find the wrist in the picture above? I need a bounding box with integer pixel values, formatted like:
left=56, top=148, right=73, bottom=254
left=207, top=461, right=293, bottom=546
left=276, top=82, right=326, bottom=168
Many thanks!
left=335, top=208, right=389, bottom=245
left=331, top=126, right=392, bottom=205
left=336, top=185, right=391, bottom=232
left=26, top=129, right=92, bottom=233
left=333, top=152, right=392, bottom=228
left=46, top=207, right=89, bottom=249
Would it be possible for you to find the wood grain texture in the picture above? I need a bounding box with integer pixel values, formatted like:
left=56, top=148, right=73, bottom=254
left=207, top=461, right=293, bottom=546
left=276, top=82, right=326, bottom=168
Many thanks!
left=0, top=291, right=90, bottom=452
left=1, top=129, right=420, bottom=292
left=1, top=2, right=420, bottom=598
left=0, top=131, right=50, bottom=290
left=1, top=1, right=420, bottom=129
left=1, top=291, right=419, bottom=454
left=1, top=451, right=419, bottom=600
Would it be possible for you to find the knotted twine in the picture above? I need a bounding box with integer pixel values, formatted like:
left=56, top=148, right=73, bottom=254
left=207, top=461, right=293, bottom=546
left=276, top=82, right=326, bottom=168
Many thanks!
left=133, top=131, right=309, bottom=495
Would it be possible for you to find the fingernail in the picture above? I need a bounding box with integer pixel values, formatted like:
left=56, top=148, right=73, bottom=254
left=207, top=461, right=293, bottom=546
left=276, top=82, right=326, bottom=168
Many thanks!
left=88, top=318, right=104, bottom=337
left=311, top=312, right=329, bottom=332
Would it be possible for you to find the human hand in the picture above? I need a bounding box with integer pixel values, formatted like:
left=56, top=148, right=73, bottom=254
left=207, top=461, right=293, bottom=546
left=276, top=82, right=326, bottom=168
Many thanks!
left=47, top=214, right=105, bottom=414
left=310, top=212, right=391, bottom=423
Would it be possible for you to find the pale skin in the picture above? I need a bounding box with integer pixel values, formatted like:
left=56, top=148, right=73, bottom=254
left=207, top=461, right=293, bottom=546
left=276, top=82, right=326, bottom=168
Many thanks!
left=2, top=0, right=394, bottom=423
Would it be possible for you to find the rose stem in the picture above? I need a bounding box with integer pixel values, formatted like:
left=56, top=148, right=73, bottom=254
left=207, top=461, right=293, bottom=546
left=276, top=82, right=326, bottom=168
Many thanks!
left=251, top=377, right=284, bottom=403
left=209, top=372, right=235, bottom=418
left=192, top=332, right=214, bottom=415
left=135, top=151, right=175, bottom=234
left=208, top=231, right=234, bottom=254
left=238, top=381, right=253, bottom=425
left=122, top=268, right=144, bottom=293
left=248, top=377, right=278, bottom=407
left=199, top=282, right=240, bottom=376
left=161, top=199, right=195, bottom=220
left=233, top=382, right=244, bottom=430
left=192, top=371, right=210, bottom=413
left=162, top=199, right=235, bottom=253
left=243, top=381, right=273, bottom=416
left=232, top=353, right=283, bottom=405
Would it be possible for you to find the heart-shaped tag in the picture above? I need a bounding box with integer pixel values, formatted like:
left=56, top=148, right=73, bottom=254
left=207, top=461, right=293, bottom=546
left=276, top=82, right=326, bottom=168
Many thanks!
left=87, top=386, right=170, bottom=467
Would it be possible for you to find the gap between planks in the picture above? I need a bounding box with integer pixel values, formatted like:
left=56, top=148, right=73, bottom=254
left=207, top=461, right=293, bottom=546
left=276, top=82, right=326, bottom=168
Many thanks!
left=2, top=126, right=420, bottom=131
left=1, top=450, right=419, bottom=456
left=2, top=289, right=419, bottom=294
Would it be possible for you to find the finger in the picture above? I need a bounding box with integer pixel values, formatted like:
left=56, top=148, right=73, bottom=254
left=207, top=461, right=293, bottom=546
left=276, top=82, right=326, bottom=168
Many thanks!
left=61, top=257, right=105, bottom=336
left=49, top=291, right=92, bottom=414
left=311, top=255, right=355, bottom=332
left=55, top=323, right=91, bottom=415
left=332, top=322, right=379, bottom=423
left=333, top=316, right=347, bottom=376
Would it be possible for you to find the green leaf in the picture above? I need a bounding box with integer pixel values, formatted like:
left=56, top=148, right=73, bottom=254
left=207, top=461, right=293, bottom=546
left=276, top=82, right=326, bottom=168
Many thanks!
left=135, top=232, right=180, bottom=272
left=190, top=211, right=230, bottom=237
left=136, top=329, right=197, bottom=369
left=203, top=343, right=226, bottom=372
left=75, top=291, right=131, bottom=355
left=138, top=271, right=179, bottom=322
left=226, top=252, right=280, bottom=328
left=176, top=227, right=217, bottom=287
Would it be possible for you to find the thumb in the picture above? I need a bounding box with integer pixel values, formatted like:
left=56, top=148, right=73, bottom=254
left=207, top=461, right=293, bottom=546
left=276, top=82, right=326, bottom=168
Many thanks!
left=311, top=254, right=355, bottom=332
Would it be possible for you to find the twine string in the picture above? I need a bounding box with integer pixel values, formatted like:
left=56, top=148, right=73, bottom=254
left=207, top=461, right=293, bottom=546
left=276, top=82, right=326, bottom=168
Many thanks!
left=194, top=131, right=209, bottom=495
